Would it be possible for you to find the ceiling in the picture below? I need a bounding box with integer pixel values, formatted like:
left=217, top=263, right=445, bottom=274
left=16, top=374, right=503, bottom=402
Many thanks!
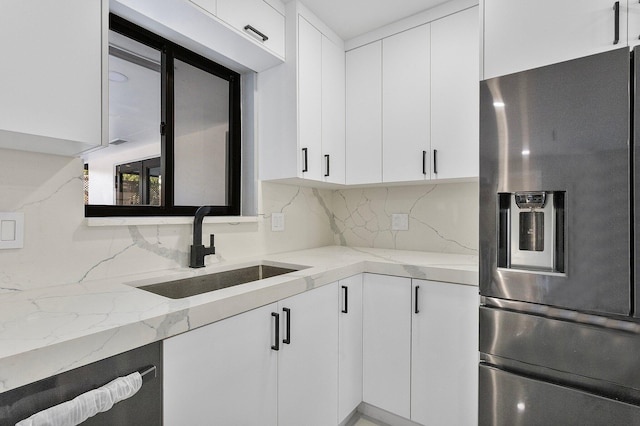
left=282, top=0, right=451, bottom=40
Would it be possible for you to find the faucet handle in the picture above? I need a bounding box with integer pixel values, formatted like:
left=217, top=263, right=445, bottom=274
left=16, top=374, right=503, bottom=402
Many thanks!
left=207, top=234, right=216, bottom=255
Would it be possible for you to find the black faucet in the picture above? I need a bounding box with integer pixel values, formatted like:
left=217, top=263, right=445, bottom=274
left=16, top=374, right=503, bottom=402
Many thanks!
left=189, top=206, right=216, bottom=268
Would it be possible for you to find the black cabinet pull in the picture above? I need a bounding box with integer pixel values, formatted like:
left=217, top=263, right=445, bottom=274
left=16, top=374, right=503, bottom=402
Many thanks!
left=422, top=150, right=427, bottom=175
left=302, top=148, right=308, bottom=172
left=341, top=285, right=348, bottom=313
left=433, top=149, right=438, bottom=175
left=271, top=312, right=280, bottom=351
left=283, top=307, right=291, bottom=344
left=324, top=154, right=330, bottom=177
left=415, top=285, right=420, bottom=314
left=244, top=24, right=269, bottom=42
left=613, top=2, right=620, bottom=45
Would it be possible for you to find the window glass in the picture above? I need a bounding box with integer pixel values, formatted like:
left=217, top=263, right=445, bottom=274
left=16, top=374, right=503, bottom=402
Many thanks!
left=83, top=15, right=242, bottom=217
left=174, top=59, right=229, bottom=206
left=83, top=30, right=161, bottom=206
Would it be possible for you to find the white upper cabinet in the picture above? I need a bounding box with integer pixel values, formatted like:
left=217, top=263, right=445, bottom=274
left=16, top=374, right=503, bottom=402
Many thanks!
left=298, top=16, right=324, bottom=181
left=630, top=1, right=640, bottom=47
left=0, top=0, right=107, bottom=156
left=112, top=0, right=285, bottom=72
left=483, top=0, right=628, bottom=79
left=345, top=41, right=383, bottom=185
left=216, top=0, right=286, bottom=58
left=382, top=24, right=431, bottom=183
left=258, top=2, right=346, bottom=184
left=321, top=35, right=347, bottom=184
left=345, top=6, right=479, bottom=185
left=430, top=6, right=479, bottom=180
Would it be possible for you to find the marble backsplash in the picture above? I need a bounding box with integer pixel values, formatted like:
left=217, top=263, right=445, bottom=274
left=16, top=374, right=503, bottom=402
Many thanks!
left=0, top=148, right=478, bottom=294
left=332, top=183, right=478, bottom=254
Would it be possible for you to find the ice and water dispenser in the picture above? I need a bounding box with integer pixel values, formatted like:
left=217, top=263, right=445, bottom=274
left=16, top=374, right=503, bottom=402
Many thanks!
left=497, top=191, right=566, bottom=273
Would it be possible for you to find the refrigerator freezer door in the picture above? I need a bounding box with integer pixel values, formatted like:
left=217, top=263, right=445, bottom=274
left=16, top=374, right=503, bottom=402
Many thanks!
left=479, top=365, right=640, bottom=426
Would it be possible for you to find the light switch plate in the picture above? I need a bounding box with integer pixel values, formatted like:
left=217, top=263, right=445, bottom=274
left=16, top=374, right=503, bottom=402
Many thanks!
left=271, top=212, right=285, bottom=232
left=0, top=212, right=24, bottom=249
left=391, top=213, right=409, bottom=231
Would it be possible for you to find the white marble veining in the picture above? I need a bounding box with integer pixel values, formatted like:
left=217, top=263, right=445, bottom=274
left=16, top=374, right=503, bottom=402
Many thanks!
left=0, top=245, right=477, bottom=393
left=333, top=183, right=478, bottom=254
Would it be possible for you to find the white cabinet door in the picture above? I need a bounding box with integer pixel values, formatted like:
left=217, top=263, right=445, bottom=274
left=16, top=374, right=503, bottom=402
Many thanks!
left=629, top=1, right=640, bottom=48
left=411, top=280, right=479, bottom=426
left=189, top=0, right=216, bottom=15
left=483, top=0, right=628, bottom=79
left=278, top=283, right=339, bottom=426
left=382, top=24, right=431, bottom=183
left=430, top=6, right=479, bottom=180
left=362, top=274, right=411, bottom=419
left=322, top=35, right=346, bottom=184
left=338, top=275, right=363, bottom=423
left=0, top=0, right=106, bottom=156
left=298, top=16, right=323, bottom=181
left=163, top=303, right=278, bottom=426
left=346, top=42, right=383, bottom=184
left=217, top=0, right=285, bottom=57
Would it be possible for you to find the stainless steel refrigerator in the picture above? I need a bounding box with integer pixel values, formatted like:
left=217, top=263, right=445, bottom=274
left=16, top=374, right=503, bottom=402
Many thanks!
left=479, top=46, right=640, bottom=425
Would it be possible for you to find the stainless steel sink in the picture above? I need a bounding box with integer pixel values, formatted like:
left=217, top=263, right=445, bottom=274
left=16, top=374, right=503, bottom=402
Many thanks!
left=136, top=264, right=303, bottom=299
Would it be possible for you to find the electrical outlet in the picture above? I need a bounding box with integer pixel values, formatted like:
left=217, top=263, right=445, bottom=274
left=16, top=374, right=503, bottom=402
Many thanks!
left=0, top=212, right=24, bottom=249
left=391, top=213, right=409, bottom=231
left=271, top=212, right=285, bottom=232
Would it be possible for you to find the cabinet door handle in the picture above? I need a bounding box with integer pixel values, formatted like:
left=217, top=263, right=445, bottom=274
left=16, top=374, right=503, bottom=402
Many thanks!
left=613, top=2, right=620, bottom=45
left=324, top=154, right=330, bottom=177
left=422, top=150, right=427, bottom=175
left=283, top=307, right=291, bottom=344
left=244, top=24, right=269, bottom=42
left=302, top=148, right=308, bottom=172
left=433, top=149, right=438, bottom=175
left=341, top=285, right=348, bottom=313
left=271, top=312, right=280, bottom=351
left=415, top=285, right=420, bottom=314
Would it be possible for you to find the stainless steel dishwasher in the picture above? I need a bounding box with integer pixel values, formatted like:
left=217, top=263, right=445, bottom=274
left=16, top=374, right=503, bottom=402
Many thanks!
left=0, top=341, right=162, bottom=425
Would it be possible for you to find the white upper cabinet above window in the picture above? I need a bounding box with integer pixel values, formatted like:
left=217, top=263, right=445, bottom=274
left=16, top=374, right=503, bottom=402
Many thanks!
left=112, top=0, right=285, bottom=72
left=0, top=0, right=107, bottom=156
left=216, top=0, right=285, bottom=58
left=483, top=0, right=629, bottom=79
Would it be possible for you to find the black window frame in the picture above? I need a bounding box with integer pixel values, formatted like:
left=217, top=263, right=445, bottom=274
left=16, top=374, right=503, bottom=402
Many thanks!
left=85, top=14, right=242, bottom=217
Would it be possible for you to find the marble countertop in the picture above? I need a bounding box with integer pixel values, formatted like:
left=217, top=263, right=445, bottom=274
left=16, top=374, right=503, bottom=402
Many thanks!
left=0, top=245, right=477, bottom=393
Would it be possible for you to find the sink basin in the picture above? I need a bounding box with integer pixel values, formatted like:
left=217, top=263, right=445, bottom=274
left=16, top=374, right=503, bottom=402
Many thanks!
left=136, top=264, right=304, bottom=299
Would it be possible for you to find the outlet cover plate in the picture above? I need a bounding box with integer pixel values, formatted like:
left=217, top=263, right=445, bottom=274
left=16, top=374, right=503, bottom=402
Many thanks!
left=391, top=213, right=409, bottom=231
left=271, top=212, right=285, bottom=232
left=0, top=212, right=24, bottom=249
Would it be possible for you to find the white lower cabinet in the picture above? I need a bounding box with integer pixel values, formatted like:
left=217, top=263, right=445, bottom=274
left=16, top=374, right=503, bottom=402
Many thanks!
left=163, top=282, right=339, bottom=426
left=278, top=282, right=339, bottom=426
left=411, top=279, right=479, bottom=425
left=362, top=274, right=478, bottom=426
left=338, top=275, right=364, bottom=423
left=362, top=274, right=412, bottom=418
left=164, top=274, right=477, bottom=425
left=163, top=302, right=278, bottom=425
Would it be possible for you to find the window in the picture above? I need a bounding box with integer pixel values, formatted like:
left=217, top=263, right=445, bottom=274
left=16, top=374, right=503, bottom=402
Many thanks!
left=83, top=14, right=241, bottom=217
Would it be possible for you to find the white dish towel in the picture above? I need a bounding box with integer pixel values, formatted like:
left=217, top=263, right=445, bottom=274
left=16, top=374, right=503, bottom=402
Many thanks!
left=15, top=371, right=143, bottom=426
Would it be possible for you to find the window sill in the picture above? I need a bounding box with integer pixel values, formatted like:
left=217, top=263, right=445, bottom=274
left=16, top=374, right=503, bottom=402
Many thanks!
left=85, top=216, right=258, bottom=227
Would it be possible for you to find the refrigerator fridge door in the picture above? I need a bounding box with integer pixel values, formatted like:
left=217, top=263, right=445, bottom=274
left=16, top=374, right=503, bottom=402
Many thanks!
left=479, top=47, right=631, bottom=316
